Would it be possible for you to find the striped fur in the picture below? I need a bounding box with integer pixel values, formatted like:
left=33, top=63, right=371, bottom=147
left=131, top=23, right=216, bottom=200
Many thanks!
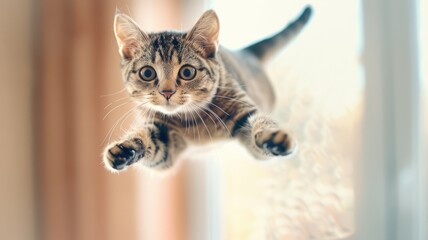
left=104, top=7, right=312, bottom=171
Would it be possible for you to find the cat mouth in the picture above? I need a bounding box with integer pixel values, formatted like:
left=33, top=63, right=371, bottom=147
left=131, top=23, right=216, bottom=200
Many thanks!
left=160, top=98, right=189, bottom=113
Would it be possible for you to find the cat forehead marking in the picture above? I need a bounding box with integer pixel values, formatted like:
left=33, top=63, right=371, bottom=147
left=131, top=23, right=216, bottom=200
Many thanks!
left=150, top=33, right=183, bottom=64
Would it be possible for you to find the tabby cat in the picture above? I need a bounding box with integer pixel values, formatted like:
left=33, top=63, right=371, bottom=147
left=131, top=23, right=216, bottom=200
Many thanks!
left=103, top=6, right=312, bottom=172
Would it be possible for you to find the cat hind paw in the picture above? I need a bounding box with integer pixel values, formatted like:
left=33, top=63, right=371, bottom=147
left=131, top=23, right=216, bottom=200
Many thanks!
left=255, top=129, right=295, bottom=156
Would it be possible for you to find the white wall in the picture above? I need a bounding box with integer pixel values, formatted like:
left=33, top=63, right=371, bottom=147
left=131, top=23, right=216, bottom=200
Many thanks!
left=357, top=0, right=425, bottom=239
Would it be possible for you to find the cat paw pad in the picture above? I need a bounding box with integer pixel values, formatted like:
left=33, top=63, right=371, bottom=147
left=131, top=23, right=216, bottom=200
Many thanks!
left=255, top=130, right=294, bottom=156
left=105, top=138, right=145, bottom=171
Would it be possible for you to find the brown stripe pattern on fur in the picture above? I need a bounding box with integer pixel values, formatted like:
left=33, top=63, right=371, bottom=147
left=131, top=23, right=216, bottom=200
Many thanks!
left=104, top=7, right=311, bottom=171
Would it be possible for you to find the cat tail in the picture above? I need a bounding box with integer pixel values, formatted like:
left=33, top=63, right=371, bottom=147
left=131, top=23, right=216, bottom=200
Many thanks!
left=243, top=6, right=312, bottom=64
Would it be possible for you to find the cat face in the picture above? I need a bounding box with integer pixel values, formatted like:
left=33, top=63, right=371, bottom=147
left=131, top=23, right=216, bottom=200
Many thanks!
left=114, top=10, right=220, bottom=115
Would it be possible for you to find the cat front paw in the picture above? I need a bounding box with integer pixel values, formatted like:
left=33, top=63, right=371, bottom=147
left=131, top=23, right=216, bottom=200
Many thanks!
left=255, top=129, right=294, bottom=156
left=104, top=138, right=145, bottom=171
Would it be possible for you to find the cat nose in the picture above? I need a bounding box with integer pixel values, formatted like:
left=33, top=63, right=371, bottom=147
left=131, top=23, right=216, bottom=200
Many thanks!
left=159, top=89, right=176, bottom=100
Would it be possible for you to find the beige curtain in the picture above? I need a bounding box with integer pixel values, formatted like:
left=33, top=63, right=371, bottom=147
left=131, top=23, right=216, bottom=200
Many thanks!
left=36, top=0, right=192, bottom=240
left=0, top=0, right=36, bottom=239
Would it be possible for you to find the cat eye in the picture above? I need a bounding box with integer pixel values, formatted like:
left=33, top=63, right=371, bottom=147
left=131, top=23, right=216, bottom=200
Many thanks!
left=178, top=65, right=197, bottom=80
left=138, top=66, right=157, bottom=81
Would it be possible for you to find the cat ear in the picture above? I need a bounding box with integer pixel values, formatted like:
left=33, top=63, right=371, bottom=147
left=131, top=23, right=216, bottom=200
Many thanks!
left=186, top=10, right=220, bottom=58
left=114, top=11, right=149, bottom=60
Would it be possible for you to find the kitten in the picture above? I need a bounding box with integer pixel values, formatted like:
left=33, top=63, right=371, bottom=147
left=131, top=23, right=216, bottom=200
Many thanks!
left=103, top=7, right=312, bottom=172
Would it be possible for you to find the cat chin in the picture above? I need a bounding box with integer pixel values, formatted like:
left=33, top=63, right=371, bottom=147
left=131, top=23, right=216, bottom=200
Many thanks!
left=149, top=104, right=184, bottom=115
left=149, top=103, right=203, bottom=116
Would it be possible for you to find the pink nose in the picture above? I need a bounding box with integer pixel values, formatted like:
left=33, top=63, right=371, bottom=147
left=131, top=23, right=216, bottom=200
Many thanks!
left=159, top=89, right=176, bottom=100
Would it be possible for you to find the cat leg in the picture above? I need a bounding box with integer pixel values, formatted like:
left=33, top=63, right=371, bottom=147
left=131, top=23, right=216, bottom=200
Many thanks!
left=103, top=123, right=186, bottom=172
left=234, top=114, right=295, bottom=160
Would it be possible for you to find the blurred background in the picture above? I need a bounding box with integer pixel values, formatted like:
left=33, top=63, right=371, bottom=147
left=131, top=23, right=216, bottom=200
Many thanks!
left=0, top=0, right=426, bottom=240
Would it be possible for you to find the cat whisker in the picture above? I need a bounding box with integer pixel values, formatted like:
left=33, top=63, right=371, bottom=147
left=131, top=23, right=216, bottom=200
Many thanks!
left=119, top=102, right=149, bottom=132
left=143, top=107, right=152, bottom=123
left=148, top=108, right=156, bottom=124
left=213, top=95, right=253, bottom=106
left=189, top=104, right=225, bottom=162
left=100, top=88, right=126, bottom=98
left=103, top=104, right=141, bottom=144
left=104, top=96, right=130, bottom=110
left=182, top=105, right=191, bottom=135
left=102, top=101, right=133, bottom=120
left=187, top=106, right=200, bottom=142
left=175, top=111, right=183, bottom=121
left=198, top=104, right=230, bottom=136
left=181, top=105, right=189, bottom=135
left=185, top=111, right=190, bottom=135
left=190, top=103, right=213, bottom=144
left=207, top=102, right=230, bottom=116
left=140, top=106, right=152, bottom=120
left=190, top=103, right=218, bottom=128
left=192, top=104, right=217, bottom=130
left=217, top=85, right=246, bottom=90
left=196, top=99, right=230, bottom=116
left=183, top=111, right=187, bottom=134
left=152, top=109, right=157, bottom=124
left=107, top=102, right=148, bottom=143
left=192, top=99, right=229, bottom=127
